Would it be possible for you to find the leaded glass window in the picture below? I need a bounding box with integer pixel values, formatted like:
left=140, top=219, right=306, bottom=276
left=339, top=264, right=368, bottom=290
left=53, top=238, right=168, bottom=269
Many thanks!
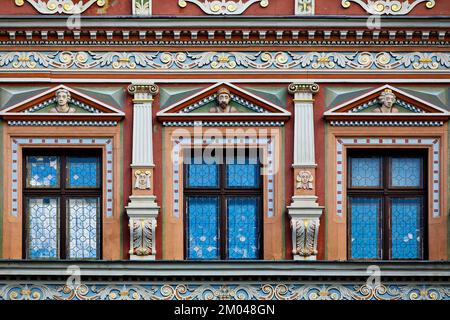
left=24, top=150, right=102, bottom=260
left=184, top=149, right=262, bottom=260
left=347, top=150, right=426, bottom=260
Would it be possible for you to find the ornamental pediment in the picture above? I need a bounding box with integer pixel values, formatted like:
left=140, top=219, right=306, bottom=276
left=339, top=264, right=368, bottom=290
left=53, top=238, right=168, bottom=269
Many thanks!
left=0, top=85, right=125, bottom=125
left=157, top=82, right=290, bottom=124
left=324, top=85, right=450, bottom=124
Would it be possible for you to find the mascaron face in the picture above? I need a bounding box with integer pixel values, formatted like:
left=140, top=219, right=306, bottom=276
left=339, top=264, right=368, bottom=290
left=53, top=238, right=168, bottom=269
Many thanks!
left=382, top=94, right=396, bottom=108
left=56, top=92, right=70, bottom=107
left=218, top=93, right=231, bottom=107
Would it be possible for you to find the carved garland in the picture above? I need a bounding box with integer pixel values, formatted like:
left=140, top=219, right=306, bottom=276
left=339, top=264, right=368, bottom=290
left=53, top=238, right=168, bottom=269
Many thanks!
left=178, top=0, right=269, bottom=15
left=15, top=0, right=106, bottom=14
left=342, top=0, right=435, bottom=15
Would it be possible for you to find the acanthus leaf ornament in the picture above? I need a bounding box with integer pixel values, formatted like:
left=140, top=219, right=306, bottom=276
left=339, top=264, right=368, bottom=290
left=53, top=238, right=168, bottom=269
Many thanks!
left=178, top=0, right=269, bottom=15
left=15, top=0, right=106, bottom=15
left=341, top=0, right=435, bottom=15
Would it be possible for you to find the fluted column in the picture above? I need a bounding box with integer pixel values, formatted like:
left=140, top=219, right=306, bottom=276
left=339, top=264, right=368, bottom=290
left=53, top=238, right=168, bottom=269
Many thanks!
left=126, top=83, right=160, bottom=261
left=287, top=83, right=323, bottom=260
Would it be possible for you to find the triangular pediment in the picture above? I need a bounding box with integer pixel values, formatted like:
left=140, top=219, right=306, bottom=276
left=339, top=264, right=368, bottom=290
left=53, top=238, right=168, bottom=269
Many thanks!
left=0, top=85, right=125, bottom=122
left=157, top=83, right=290, bottom=123
left=324, top=85, right=450, bottom=122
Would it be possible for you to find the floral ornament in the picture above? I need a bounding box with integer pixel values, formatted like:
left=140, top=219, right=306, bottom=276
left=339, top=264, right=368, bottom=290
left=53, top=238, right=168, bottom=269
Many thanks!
left=133, top=0, right=151, bottom=15
left=15, top=0, right=106, bottom=15
left=178, top=0, right=269, bottom=15
left=341, top=0, right=435, bottom=15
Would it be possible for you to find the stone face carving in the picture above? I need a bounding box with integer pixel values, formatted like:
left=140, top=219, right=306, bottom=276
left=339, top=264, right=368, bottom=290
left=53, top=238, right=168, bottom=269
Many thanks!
left=341, top=0, right=435, bottom=15
left=291, top=218, right=320, bottom=258
left=210, top=88, right=238, bottom=113
left=297, top=171, right=314, bottom=190
left=15, top=0, right=106, bottom=15
left=375, top=89, right=399, bottom=113
left=178, top=0, right=269, bottom=15
left=135, top=170, right=151, bottom=190
left=50, top=89, right=76, bottom=113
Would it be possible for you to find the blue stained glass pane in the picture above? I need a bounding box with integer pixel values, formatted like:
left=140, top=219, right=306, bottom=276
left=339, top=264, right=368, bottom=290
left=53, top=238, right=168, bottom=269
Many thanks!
left=226, top=154, right=260, bottom=188
left=391, top=158, right=421, bottom=187
left=27, top=156, right=59, bottom=188
left=391, top=198, right=422, bottom=259
left=186, top=156, right=219, bottom=188
left=27, top=198, right=59, bottom=259
left=67, top=198, right=100, bottom=259
left=351, top=157, right=381, bottom=187
left=67, top=157, right=100, bottom=188
left=187, top=196, right=219, bottom=260
left=350, top=197, right=381, bottom=259
left=227, top=197, right=259, bottom=259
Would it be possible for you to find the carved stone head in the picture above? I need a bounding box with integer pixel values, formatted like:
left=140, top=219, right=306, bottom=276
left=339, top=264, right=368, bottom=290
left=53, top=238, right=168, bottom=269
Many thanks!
left=379, top=89, right=397, bottom=110
left=216, top=88, right=231, bottom=109
left=55, top=88, right=71, bottom=109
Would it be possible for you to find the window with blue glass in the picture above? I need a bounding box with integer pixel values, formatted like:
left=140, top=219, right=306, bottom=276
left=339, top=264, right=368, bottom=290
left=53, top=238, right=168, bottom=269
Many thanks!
left=24, top=150, right=102, bottom=260
left=348, top=150, right=426, bottom=260
left=184, top=149, right=262, bottom=260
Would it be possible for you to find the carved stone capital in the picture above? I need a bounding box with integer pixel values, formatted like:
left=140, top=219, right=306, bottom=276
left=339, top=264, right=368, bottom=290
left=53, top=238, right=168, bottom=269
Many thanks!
left=128, top=83, right=159, bottom=103
left=288, top=83, right=319, bottom=95
left=287, top=196, right=323, bottom=260
left=126, top=196, right=159, bottom=260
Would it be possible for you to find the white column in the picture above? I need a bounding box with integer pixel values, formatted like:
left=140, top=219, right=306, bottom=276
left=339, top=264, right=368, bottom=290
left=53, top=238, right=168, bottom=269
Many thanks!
left=126, top=83, right=160, bottom=261
left=287, top=83, right=323, bottom=261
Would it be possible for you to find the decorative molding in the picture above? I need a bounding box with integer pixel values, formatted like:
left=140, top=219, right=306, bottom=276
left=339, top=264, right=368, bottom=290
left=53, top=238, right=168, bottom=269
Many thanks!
left=335, top=137, right=440, bottom=218
left=295, top=0, right=314, bottom=15
left=1, top=282, right=449, bottom=300
left=330, top=120, right=444, bottom=127
left=133, top=0, right=152, bottom=16
left=15, top=0, right=106, bottom=15
left=288, top=83, right=320, bottom=95
left=178, top=0, right=269, bottom=15
left=11, top=137, right=114, bottom=218
left=341, top=0, right=435, bottom=15
left=297, top=171, right=314, bottom=190
left=7, top=120, right=118, bottom=126
left=163, top=121, right=284, bottom=127
left=1, top=51, right=450, bottom=73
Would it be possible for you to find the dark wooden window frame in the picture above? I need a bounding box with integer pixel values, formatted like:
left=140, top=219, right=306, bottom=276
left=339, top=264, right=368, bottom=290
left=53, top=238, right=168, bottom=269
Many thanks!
left=22, top=149, right=103, bottom=260
left=183, top=148, right=264, bottom=260
left=347, top=149, right=428, bottom=260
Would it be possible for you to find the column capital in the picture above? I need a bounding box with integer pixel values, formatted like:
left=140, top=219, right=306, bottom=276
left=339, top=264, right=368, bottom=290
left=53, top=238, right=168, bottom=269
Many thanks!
left=128, top=83, right=159, bottom=102
left=288, top=83, right=319, bottom=95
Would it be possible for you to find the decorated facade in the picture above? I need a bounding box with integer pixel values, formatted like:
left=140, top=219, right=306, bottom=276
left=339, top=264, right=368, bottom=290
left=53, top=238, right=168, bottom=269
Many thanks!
left=0, top=0, right=449, bottom=300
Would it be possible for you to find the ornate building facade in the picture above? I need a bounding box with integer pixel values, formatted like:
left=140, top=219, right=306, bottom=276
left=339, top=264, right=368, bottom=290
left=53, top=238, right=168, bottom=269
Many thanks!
left=0, top=0, right=449, bottom=300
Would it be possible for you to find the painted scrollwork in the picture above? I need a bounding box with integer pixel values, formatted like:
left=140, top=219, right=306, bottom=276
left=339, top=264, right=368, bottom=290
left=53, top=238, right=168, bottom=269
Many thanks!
left=0, top=51, right=449, bottom=72
left=15, top=0, right=106, bottom=15
left=341, top=0, right=435, bottom=15
left=178, top=0, right=269, bottom=15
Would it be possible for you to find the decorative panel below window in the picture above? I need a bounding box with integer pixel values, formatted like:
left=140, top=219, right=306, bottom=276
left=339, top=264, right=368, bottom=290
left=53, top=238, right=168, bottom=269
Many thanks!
left=67, top=157, right=100, bottom=188
left=350, top=197, right=381, bottom=259
left=26, top=156, right=60, bottom=188
left=26, top=198, right=59, bottom=259
left=67, top=198, right=100, bottom=259
left=227, top=197, right=259, bottom=259
left=391, top=198, right=423, bottom=259
left=187, top=196, right=219, bottom=260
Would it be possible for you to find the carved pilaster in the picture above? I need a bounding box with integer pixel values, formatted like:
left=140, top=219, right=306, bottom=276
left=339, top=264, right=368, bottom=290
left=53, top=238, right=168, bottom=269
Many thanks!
left=126, top=196, right=159, bottom=260
left=126, top=83, right=160, bottom=261
left=288, top=83, right=323, bottom=260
